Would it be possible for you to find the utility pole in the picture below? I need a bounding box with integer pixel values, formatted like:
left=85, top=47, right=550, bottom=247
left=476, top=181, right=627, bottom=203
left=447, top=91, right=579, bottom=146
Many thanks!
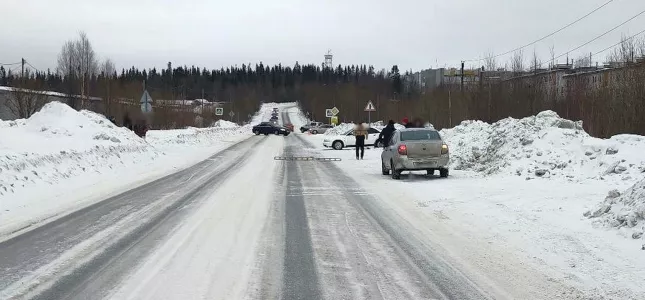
left=21, top=58, right=25, bottom=79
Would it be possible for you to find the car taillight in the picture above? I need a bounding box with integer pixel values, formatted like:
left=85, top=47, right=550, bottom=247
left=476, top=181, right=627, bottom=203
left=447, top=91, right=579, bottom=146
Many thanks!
left=398, top=144, right=407, bottom=155
left=441, top=144, right=448, bottom=154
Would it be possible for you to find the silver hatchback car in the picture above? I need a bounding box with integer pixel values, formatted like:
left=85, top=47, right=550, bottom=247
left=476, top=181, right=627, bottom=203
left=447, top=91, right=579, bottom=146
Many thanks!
left=381, top=128, right=449, bottom=179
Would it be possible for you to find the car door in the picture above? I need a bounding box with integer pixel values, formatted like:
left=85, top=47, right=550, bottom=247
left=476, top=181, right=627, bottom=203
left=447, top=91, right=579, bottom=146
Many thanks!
left=367, top=128, right=380, bottom=144
left=344, top=130, right=355, bottom=147
left=383, top=132, right=398, bottom=167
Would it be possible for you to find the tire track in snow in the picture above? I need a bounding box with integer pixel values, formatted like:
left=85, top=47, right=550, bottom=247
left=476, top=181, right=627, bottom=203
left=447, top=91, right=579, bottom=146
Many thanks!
left=280, top=135, right=323, bottom=300
left=287, top=131, right=495, bottom=299
left=0, top=136, right=266, bottom=299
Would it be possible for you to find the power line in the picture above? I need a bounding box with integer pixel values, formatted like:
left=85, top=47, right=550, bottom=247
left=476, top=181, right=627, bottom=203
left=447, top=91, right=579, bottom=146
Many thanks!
left=0, top=62, right=21, bottom=66
left=466, top=0, right=615, bottom=62
left=545, top=8, right=645, bottom=65
left=25, top=61, right=40, bottom=73
left=592, top=28, right=645, bottom=57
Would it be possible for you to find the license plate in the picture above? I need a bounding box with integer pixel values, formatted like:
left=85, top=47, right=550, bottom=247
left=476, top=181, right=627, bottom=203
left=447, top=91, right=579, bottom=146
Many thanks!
left=414, top=161, right=436, bottom=166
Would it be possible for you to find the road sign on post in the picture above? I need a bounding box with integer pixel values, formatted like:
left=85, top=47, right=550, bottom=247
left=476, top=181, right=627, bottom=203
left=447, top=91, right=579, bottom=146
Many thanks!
left=215, top=107, right=224, bottom=116
left=326, top=107, right=339, bottom=125
left=364, top=100, right=376, bottom=124
left=139, top=90, right=153, bottom=114
left=331, top=116, right=338, bottom=125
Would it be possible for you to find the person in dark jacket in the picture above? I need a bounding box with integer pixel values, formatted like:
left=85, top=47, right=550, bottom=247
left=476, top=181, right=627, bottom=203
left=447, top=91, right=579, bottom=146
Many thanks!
left=378, top=120, right=396, bottom=147
left=353, top=121, right=368, bottom=160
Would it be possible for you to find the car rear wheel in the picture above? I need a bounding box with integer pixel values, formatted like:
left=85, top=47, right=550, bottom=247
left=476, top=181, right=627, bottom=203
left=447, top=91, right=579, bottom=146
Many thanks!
left=332, top=141, right=343, bottom=150
left=375, top=140, right=384, bottom=148
left=391, top=160, right=401, bottom=180
left=439, top=168, right=449, bottom=178
left=253, top=130, right=259, bottom=135
left=274, top=130, right=279, bottom=135
left=311, top=130, right=318, bottom=134
left=427, top=169, right=435, bottom=176
left=381, top=161, right=390, bottom=175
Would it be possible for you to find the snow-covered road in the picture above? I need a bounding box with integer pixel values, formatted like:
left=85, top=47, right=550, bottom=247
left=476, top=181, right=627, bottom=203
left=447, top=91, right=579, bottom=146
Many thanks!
left=1, top=104, right=641, bottom=300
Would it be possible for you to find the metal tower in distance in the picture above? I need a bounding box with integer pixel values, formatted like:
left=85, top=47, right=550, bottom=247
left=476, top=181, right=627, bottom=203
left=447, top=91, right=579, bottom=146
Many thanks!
left=324, top=50, right=333, bottom=69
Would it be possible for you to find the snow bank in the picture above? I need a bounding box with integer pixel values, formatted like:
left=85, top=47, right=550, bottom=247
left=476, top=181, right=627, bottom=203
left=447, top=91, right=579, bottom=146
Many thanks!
left=441, top=111, right=645, bottom=181
left=0, top=102, right=251, bottom=233
left=211, top=119, right=238, bottom=128
left=586, top=178, right=645, bottom=239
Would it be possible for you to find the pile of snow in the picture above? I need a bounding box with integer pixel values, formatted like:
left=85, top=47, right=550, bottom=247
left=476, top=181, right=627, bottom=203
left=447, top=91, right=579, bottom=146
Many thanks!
left=0, top=102, right=251, bottom=201
left=586, top=178, right=645, bottom=239
left=211, top=119, right=238, bottom=128
left=440, top=111, right=645, bottom=181
left=146, top=126, right=248, bottom=146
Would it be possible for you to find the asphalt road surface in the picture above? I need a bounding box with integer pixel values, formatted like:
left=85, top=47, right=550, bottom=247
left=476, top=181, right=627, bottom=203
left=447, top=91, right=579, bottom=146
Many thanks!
left=0, top=108, right=501, bottom=300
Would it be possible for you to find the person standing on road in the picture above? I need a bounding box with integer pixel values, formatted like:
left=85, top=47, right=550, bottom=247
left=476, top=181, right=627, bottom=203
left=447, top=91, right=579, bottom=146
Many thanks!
left=354, top=121, right=368, bottom=160
left=378, top=120, right=396, bottom=147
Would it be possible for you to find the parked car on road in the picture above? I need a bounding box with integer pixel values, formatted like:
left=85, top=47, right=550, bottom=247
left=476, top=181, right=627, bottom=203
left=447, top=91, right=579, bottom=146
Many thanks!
left=284, top=123, right=294, bottom=132
left=308, top=124, right=334, bottom=134
left=252, top=122, right=290, bottom=136
left=380, top=128, right=449, bottom=179
left=300, top=121, right=323, bottom=133
left=323, top=127, right=383, bottom=150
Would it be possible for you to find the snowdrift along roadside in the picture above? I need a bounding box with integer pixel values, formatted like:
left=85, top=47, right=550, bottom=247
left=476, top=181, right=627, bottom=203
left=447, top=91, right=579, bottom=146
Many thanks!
left=0, top=101, right=252, bottom=236
left=440, top=110, right=645, bottom=182
left=586, top=178, right=645, bottom=240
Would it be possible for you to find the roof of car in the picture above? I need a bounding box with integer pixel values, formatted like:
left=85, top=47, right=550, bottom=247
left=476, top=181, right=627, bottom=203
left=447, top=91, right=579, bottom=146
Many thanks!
left=397, top=127, right=437, bottom=131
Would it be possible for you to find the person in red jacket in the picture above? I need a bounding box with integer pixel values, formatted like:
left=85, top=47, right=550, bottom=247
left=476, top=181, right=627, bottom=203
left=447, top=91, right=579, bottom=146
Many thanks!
left=402, top=117, right=414, bottom=128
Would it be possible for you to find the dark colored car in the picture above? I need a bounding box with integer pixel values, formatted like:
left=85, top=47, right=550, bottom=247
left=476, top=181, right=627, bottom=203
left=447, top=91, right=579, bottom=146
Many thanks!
left=252, top=122, right=290, bottom=136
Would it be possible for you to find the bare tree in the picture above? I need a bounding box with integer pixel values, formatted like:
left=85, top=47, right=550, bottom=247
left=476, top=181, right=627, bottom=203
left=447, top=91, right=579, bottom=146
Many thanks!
left=55, top=31, right=99, bottom=109
left=530, top=48, right=542, bottom=72
left=100, top=58, right=116, bottom=116
left=549, top=45, right=555, bottom=68
left=484, top=51, right=497, bottom=72
left=608, top=34, right=637, bottom=63
left=5, top=75, right=49, bottom=119
left=76, top=32, right=98, bottom=77
left=511, top=49, right=525, bottom=75
left=574, top=55, right=591, bottom=68
left=100, top=58, right=116, bottom=76
left=636, top=36, right=645, bottom=57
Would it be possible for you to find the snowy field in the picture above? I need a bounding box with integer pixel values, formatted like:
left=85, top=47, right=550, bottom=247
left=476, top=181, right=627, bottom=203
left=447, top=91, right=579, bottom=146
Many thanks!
left=0, top=102, right=258, bottom=239
left=302, top=110, right=645, bottom=299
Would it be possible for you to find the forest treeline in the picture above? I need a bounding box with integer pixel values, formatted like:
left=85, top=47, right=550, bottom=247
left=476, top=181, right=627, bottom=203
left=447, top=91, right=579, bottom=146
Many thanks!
left=2, top=32, right=644, bottom=137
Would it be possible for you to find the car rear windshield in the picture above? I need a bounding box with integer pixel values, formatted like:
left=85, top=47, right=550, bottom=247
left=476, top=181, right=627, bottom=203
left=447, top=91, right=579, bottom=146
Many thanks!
left=400, top=130, right=441, bottom=141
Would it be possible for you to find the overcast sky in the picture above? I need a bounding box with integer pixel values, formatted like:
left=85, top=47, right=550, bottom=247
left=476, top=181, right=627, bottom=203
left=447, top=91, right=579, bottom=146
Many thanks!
left=1, top=0, right=643, bottom=73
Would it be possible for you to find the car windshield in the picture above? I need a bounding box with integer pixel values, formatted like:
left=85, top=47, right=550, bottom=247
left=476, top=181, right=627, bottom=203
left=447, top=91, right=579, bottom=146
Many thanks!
left=400, top=130, right=441, bottom=141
